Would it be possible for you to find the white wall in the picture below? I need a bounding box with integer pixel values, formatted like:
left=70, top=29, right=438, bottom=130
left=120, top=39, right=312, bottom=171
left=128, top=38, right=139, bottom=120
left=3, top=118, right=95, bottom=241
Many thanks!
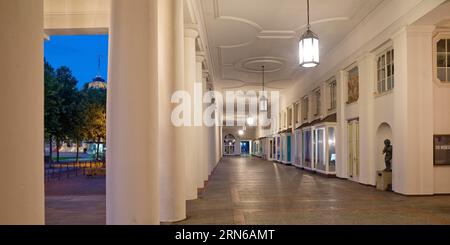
left=44, top=0, right=110, bottom=35
left=433, top=54, right=450, bottom=194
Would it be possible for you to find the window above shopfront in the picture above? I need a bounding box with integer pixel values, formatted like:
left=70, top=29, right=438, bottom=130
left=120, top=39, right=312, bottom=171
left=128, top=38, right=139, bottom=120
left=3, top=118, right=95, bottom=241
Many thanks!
left=434, top=34, right=450, bottom=84
left=328, top=79, right=337, bottom=111
left=287, top=106, right=293, bottom=128
left=376, top=48, right=395, bottom=94
left=314, top=88, right=321, bottom=117
left=294, top=102, right=300, bottom=125
left=302, top=97, right=309, bottom=122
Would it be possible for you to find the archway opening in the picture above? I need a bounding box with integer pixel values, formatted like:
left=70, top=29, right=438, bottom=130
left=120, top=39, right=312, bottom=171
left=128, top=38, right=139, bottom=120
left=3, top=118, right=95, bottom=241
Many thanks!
left=224, top=134, right=237, bottom=156
left=44, top=34, right=108, bottom=225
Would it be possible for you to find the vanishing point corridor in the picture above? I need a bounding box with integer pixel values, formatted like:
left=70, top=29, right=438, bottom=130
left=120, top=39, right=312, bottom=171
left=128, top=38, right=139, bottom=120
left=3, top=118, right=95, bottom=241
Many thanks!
left=47, top=157, right=450, bottom=225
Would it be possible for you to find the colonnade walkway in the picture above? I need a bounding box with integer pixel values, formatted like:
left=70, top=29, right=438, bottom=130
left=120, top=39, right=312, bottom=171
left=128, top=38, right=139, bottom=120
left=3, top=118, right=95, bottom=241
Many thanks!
left=46, top=157, right=450, bottom=225
left=180, top=157, right=450, bottom=225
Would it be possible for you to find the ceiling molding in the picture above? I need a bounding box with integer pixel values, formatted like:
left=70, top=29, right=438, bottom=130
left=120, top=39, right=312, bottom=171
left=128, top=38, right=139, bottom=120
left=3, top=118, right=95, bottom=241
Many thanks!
left=201, top=0, right=386, bottom=91
left=234, top=56, right=286, bottom=73
left=293, top=17, right=351, bottom=32
left=213, top=0, right=262, bottom=31
left=185, top=0, right=198, bottom=25
left=219, top=40, right=256, bottom=49
left=216, top=16, right=264, bottom=31
left=190, top=0, right=217, bottom=84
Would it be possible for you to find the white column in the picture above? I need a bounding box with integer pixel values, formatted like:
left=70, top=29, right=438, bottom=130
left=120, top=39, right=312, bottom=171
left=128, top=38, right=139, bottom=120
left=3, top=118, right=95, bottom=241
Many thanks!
left=214, top=124, right=220, bottom=173
left=204, top=76, right=213, bottom=180
left=107, top=0, right=159, bottom=225
left=392, top=26, right=435, bottom=195
left=0, top=0, right=44, bottom=225
left=357, top=54, right=376, bottom=186
left=218, top=126, right=223, bottom=164
left=215, top=92, right=223, bottom=167
left=184, top=28, right=200, bottom=200
left=158, top=0, right=186, bottom=222
left=197, top=55, right=209, bottom=184
left=209, top=113, right=217, bottom=175
left=336, top=70, right=348, bottom=179
left=0, top=0, right=45, bottom=225
left=205, top=78, right=217, bottom=176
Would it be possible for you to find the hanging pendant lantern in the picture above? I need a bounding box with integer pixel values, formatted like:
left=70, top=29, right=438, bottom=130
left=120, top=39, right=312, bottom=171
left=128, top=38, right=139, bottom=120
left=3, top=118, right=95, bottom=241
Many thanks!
left=299, top=0, right=320, bottom=68
left=260, top=65, right=268, bottom=112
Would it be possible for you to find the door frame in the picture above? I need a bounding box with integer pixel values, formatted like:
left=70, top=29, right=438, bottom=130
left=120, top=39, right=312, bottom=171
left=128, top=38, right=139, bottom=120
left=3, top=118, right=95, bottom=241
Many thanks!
left=240, top=140, right=251, bottom=155
left=347, top=119, right=360, bottom=181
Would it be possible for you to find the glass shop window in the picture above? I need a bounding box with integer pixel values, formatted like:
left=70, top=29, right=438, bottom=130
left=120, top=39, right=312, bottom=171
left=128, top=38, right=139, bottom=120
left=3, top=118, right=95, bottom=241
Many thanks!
left=328, top=127, right=336, bottom=172
left=303, top=130, right=312, bottom=168
left=316, top=129, right=325, bottom=171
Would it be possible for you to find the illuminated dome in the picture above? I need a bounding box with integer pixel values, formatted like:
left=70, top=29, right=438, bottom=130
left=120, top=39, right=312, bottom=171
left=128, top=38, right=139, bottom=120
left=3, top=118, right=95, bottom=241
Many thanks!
left=92, top=75, right=106, bottom=83
left=87, top=75, right=107, bottom=89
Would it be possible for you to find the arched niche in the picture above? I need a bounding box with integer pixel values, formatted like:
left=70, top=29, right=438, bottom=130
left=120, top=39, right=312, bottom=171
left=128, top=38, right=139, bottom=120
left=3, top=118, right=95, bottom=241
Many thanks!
left=375, top=123, right=393, bottom=171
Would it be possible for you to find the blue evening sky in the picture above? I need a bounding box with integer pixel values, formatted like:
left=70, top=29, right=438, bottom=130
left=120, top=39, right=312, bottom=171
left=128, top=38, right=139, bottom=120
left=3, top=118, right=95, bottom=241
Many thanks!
left=44, top=35, right=109, bottom=88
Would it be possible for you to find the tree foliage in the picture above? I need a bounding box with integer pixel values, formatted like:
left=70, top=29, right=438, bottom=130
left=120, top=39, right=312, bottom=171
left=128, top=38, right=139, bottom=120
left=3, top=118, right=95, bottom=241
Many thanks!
left=44, top=61, right=61, bottom=140
left=44, top=62, right=107, bottom=163
left=81, top=85, right=107, bottom=161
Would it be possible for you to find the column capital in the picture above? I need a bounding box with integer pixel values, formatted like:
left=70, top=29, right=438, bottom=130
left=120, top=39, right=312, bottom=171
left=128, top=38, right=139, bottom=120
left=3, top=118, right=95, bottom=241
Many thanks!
left=406, top=25, right=436, bottom=34
left=391, top=26, right=407, bottom=41
left=185, top=28, right=199, bottom=39
left=202, top=70, right=210, bottom=78
left=196, top=53, right=205, bottom=63
left=357, top=52, right=375, bottom=65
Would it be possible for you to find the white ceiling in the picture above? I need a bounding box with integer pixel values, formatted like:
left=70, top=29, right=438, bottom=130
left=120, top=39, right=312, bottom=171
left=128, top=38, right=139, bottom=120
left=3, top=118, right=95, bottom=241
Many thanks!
left=200, top=0, right=384, bottom=91
left=413, top=1, right=450, bottom=27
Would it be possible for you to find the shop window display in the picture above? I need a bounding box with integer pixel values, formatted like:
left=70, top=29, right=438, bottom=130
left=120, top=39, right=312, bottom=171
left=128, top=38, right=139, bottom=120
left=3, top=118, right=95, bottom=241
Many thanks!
left=328, top=127, right=336, bottom=172
left=302, top=129, right=312, bottom=169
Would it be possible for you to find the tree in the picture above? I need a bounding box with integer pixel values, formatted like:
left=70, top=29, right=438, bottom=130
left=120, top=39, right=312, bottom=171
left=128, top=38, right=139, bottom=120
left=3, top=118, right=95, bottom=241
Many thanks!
left=71, top=90, right=88, bottom=163
left=87, top=104, right=106, bottom=161
left=45, top=62, right=107, bottom=164
left=55, top=66, right=79, bottom=163
left=81, top=86, right=107, bottom=161
left=44, top=60, right=61, bottom=164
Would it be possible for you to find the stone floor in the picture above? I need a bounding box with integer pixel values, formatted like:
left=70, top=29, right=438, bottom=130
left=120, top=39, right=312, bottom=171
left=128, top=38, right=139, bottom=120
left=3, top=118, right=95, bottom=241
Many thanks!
left=46, top=157, right=450, bottom=225
left=45, top=176, right=106, bottom=225
left=180, top=157, right=450, bottom=225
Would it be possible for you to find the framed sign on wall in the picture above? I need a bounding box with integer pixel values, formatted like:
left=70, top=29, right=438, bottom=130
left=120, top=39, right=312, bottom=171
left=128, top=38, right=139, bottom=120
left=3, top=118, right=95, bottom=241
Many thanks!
left=434, top=135, right=450, bottom=165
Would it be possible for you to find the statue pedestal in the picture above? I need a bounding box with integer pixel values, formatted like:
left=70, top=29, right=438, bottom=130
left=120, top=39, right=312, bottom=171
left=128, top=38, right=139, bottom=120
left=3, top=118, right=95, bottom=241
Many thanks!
left=376, top=170, right=392, bottom=191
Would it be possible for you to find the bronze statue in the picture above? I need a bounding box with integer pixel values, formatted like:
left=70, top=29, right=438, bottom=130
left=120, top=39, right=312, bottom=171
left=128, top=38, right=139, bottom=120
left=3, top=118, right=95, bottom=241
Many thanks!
left=383, top=139, right=392, bottom=172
